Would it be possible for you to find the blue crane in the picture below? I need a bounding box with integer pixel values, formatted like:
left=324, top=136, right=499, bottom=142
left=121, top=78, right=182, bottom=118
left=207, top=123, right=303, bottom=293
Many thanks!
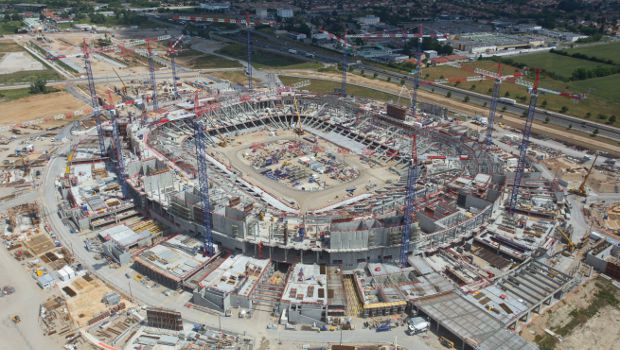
left=245, top=13, right=253, bottom=91
left=484, top=64, right=503, bottom=146
left=341, top=36, right=348, bottom=96
left=146, top=39, right=159, bottom=112
left=410, top=25, right=423, bottom=116
left=400, top=134, right=418, bottom=266
left=508, top=69, right=540, bottom=212
left=81, top=40, right=106, bottom=156
left=193, top=94, right=214, bottom=256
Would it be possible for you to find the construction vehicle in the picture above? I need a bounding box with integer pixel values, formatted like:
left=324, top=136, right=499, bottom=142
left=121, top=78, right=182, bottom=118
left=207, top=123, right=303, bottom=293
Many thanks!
left=439, top=336, right=455, bottom=349
left=569, top=153, right=599, bottom=197
left=557, top=227, right=576, bottom=253
left=293, top=96, right=304, bottom=135
left=112, top=68, right=128, bottom=100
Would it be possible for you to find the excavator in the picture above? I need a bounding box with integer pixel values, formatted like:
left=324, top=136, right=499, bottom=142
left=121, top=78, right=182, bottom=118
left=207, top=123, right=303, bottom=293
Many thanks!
left=293, top=96, right=304, bottom=135
left=569, top=153, right=598, bottom=197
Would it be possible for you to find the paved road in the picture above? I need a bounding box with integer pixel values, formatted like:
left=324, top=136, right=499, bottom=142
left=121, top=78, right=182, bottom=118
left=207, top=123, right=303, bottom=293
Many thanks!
left=0, top=191, right=63, bottom=350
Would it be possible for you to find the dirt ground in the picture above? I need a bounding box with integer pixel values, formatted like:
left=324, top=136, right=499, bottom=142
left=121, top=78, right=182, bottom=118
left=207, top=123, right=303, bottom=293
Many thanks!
left=0, top=91, right=87, bottom=125
left=214, top=129, right=399, bottom=212
left=542, top=157, right=617, bottom=192
left=276, top=70, right=620, bottom=157
left=65, top=274, right=133, bottom=327
left=520, top=277, right=620, bottom=349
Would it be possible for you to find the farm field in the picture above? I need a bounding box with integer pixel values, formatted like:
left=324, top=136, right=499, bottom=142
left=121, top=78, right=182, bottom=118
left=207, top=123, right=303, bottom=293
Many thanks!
left=508, top=52, right=614, bottom=79
left=414, top=60, right=620, bottom=125
left=564, top=42, right=620, bottom=64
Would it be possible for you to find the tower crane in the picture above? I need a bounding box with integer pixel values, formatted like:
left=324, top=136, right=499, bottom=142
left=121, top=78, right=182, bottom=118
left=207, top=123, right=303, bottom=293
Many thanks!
left=167, top=35, right=184, bottom=99
left=146, top=39, right=159, bottom=112
left=193, top=93, right=214, bottom=256
left=508, top=69, right=540, bottom=212
left=410, top=25, right=423, bottom=117
left=81, top=39, right=106, bottom=156
left=293, top=95, right=304, bottom=135
left=569, top=153, right=598, bottom=197
left=400, top=133, right=419, bottom=266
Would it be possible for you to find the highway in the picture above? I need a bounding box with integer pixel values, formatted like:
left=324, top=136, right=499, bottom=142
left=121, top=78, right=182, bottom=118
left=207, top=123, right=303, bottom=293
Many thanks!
left=216, top=26, right=620, bottom=142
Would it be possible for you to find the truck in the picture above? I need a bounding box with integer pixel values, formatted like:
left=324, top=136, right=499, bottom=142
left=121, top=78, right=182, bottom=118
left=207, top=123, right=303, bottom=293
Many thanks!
left=376, top=321, right=391, bottom=332
left=498, top=97, right=516, bottom=105
left=288, top=49, right=298, bottom=54
left=407, top=317, right=429, bottom=335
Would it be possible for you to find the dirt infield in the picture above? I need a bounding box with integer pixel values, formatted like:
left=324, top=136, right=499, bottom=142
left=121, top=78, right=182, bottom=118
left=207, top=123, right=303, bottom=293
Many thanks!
left=0, top=91, right=86, bottom=125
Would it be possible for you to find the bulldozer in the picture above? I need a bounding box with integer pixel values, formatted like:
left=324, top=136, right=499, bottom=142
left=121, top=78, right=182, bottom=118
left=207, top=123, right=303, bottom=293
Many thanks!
left=568, top=153, right=598, bottom=197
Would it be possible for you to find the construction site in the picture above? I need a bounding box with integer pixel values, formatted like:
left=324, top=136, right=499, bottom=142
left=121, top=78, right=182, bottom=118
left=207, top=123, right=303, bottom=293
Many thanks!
left=0, top=12, right=619, bottom=350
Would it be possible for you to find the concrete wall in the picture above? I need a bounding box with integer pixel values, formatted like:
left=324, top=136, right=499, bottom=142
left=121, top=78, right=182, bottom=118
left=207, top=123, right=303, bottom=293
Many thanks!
left=286, top=303, right=326, bottom=326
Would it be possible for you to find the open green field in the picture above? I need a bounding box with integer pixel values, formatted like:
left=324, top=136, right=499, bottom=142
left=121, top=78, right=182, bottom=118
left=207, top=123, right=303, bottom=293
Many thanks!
left=407, top=60, right=620, bottom=126
left=509, top=52, right=614, bottom=79
left=570, top=74, right=620, bottom=103
left=0, top=86, right=60, bottom=103
left=0, top=21, right=21, bottom=35
left=0, top=88, right=31, bottom=103
left=280, top=76, right=401, bottom=103
left=565, top=42, right=620, bottom=64
left=216, top=43, right=307, bottom=69
left=176, top=49, right=241, bottom=69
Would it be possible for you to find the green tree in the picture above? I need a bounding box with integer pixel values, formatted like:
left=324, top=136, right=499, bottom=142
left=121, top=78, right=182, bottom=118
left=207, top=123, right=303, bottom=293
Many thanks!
left=567, top=124, right=573, bottom=130
left=544, top=116, right=550, bottom=124
left=463, top=96, right=470, bottom=102
left=585, top=112, right=591, bottom=118
left=609, top=115, right=617, bottom=124
left=446, top=91, right=452, bottom=98
left=470, top=84, right=476, bottom=90
left=29, top=79, right=48, bottom=94
left=560, top=106, right=568, bottom=113
left=591, top=128, right=599, bottom=137
left=504, top=91, right=510, bottom=97
left=541, top=100, right=547, bottom=107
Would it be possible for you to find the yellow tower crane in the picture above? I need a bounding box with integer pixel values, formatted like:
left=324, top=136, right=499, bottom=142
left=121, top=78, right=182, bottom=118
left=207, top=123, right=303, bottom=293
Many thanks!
left=569, top=153, right=599, bottom=197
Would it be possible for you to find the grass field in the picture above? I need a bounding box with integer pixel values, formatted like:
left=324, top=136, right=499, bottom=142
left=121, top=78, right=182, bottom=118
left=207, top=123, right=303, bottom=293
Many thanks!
left=208, top=71, right=259, bottom=87
left=564, top=42, right=620, bottom=64
left=509, top=52, right=614, bottom=80
left=216, top=43, right=307, bottom=69
left=405, top=60, right=620, bottom=126
left=0, top=88, right=32, bottom=103
left=0, top=87, right=60, bottom=103
left=570, top=74, right=620, bottom=103
left=0, top=21, right=21, bottom=35
left=176, top=49, right=241, bottom=69
left=280, top=76, right=400, bottom=103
